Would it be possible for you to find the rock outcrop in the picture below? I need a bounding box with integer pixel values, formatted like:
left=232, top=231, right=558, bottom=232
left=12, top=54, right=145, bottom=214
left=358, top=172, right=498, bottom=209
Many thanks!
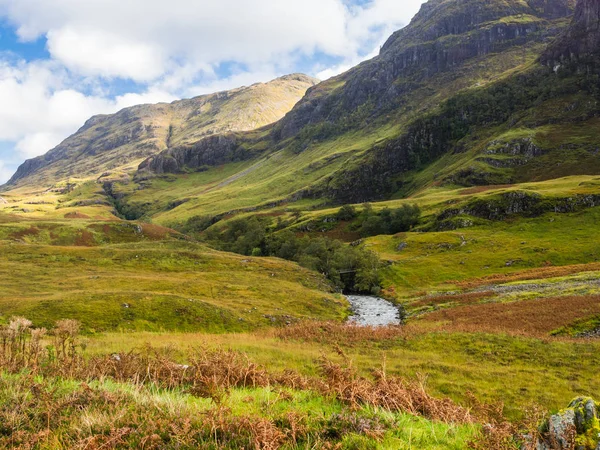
left=142, top=0, right=578, bottom=185
left=138, top=134, right=244, bottom=174
left=275, top=0, right=574, bottom=140
left=537, top=397, right=600, bottom=450
left=544, top=0, right=600, bottom=64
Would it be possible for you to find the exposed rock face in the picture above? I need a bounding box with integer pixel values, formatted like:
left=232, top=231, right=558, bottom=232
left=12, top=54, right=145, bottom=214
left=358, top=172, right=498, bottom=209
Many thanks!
left=432, top=191, right=600, bottom=229
left=275, top=0, right=574, bottom=140
left=544, top=0, right=600, bottom=63
left=139, top=135, right=243, bottom=174
left=4, top=74, right=318, bottom=188
left=136, top=0, right=600, bottom=211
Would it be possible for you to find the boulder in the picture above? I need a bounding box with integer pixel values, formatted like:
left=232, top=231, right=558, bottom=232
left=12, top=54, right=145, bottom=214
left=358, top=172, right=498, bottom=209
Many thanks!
left=538, top=397, right=600, bottom=450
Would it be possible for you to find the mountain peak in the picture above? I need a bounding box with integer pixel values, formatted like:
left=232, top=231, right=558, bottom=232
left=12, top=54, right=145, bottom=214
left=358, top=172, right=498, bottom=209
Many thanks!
left=381, top=0, right=575, bottom=55
left=4, top=74, right=317, bottom=189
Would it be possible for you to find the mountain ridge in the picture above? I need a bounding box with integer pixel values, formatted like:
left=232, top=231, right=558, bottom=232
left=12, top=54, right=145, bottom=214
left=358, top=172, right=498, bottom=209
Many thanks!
left=130, top=0, right=584, bottom=218
left=3, top=73, right=318, bottom=190
left=6, top=0, right=600, bottom=225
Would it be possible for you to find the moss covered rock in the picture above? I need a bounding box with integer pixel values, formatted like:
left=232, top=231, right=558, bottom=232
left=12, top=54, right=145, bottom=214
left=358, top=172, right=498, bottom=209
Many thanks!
left=538, top=397, right=600, bottom=450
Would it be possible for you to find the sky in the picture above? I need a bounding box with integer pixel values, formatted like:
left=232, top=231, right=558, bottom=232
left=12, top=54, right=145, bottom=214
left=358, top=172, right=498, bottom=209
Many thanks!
left=0, top=0, right=426, bottom=184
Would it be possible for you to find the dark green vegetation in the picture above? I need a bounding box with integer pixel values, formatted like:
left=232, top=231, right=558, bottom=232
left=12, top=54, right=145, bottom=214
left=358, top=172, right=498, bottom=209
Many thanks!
left=180, top=204, right=420, bottom=293
left=212, top=224, right=382, bottom=294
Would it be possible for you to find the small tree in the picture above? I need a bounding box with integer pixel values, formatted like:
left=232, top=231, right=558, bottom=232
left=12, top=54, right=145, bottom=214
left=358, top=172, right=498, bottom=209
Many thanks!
left=336, top=205, right=357, bottom=221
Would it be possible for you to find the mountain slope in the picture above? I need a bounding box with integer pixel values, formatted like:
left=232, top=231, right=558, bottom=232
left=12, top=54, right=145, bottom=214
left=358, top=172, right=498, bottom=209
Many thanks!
left=123, top=0, right=584, bottom=223
left=543, top=0, right=600, bottom=62
left=6, top=0, right=598, bottom=225
left=4, top=74, right=317, bottom=190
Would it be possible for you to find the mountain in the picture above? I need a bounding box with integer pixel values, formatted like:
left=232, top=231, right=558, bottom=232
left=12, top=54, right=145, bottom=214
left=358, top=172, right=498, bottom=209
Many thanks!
left=6, top=0, right=600, bottom=225
left=543, top=0, right=600, bottom=62
left=125, top=0, right=594, bottom=224
left=4, top=74, right=318, bottom=189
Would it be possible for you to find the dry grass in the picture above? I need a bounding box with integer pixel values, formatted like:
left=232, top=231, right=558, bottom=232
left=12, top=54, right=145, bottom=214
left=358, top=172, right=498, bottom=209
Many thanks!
left=271, top=321, right=408, bottom=345
left=2, top=316, right=574, bottom=448
left=64, top=212, right=91, bottom=219
left=411, top=291, right=496, bottom=308
left=0, top=317, right=473, bottom=423
left=419, top=294, right=600, bottom=337
left=467, top=402, right=548, bottom=450
left=454, top=263, right=600, bottom=289
left=317, top=349, right=474, bottom=424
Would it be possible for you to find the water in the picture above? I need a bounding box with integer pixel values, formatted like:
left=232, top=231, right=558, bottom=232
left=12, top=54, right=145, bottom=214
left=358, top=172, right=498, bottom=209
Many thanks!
left=346, top=295, right=402, bottom=327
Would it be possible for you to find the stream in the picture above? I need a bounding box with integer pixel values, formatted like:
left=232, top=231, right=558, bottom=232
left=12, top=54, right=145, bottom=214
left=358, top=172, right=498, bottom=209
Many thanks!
left=346, top=295, right=402, bottom=327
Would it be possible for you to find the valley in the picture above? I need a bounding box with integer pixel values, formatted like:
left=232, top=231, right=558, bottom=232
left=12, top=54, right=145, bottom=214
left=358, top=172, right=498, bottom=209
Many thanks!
left=1, top=0, right=600, bottom=447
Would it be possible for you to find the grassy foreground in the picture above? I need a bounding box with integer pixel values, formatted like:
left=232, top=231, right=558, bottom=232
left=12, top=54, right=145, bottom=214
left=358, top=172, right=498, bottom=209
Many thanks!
left=2, top=318, right=598, bottom=449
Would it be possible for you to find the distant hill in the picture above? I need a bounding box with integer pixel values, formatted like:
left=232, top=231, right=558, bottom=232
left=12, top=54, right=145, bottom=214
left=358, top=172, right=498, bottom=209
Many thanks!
left=4, top=74, right=318, bottom=189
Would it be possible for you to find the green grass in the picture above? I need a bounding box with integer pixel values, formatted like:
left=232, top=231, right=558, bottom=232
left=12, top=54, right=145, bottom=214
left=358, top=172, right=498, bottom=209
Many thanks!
left=369, top=206, right=600, bottom=298
left=0, top=239, right=346, bottom=332
left=553, top=315, right=600, bottom=337
left=77, top=328, right=600, bottom=420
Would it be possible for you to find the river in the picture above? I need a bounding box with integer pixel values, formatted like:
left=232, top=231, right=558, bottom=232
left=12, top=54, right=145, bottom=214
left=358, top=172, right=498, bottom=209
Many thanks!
left=346, top=295, right=402, bottom=327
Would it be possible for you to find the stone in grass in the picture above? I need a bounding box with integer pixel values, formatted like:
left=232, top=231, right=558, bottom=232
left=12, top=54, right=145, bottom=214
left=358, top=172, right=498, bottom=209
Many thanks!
left=537, top=397, right=600, bottom=450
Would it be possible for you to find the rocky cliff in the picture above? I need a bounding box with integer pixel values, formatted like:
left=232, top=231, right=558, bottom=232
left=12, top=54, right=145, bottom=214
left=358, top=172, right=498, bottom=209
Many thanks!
left=138, top=134, right=245, bottom=174
left=543, top=0, right=600, bottom=63
left=141, top=0, right=575, bottom=180
left=274, top=0, right=574, bottom=140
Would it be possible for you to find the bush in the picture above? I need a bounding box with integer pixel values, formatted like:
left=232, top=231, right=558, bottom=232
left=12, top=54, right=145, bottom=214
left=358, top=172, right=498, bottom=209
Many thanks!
left=181, top=215, right=219, bottom=234
left=336, top=205, right=358, bottom=221
left=357, top=204, right=421, bottom=237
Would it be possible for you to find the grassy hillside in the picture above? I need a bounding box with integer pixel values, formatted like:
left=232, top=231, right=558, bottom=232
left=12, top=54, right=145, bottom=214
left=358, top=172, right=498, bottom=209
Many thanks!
left=0, top=215, right=345, bottom=332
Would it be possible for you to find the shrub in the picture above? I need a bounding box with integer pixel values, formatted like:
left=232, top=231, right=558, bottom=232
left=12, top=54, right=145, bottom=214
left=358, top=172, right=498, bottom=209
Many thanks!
left=336, top=205, right=358, bottom=221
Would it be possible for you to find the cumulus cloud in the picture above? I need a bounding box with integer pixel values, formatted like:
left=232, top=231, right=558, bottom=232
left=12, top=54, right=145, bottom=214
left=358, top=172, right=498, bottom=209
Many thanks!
left=47, top=27, right=166, bottom=81
left=0, top=0, right=424, bottom=83
left=0, top=0, right=426, bottom=184
left=0, top=160, right=13, bottom=183
left=0, top=0, right=349, bottom=82
left=0, top=59, right=175, bottom=161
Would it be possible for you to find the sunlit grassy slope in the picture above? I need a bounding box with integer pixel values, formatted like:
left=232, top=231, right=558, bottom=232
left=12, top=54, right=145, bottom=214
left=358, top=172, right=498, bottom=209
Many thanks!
left=0, top=219, right=346, bottom=332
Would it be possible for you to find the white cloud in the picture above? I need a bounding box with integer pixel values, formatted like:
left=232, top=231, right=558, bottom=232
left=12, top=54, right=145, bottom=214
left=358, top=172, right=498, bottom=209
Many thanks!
left=0, top=59, right=175, bottom=162
left=0, top=0, right=350, bottom=82
left=0, top=160, right=13, bottom=184
left=0, top=0, right=425, bottom=83
left=316, top=0, right=426, bottom=80
left=47, top=27, right=166, bottom=81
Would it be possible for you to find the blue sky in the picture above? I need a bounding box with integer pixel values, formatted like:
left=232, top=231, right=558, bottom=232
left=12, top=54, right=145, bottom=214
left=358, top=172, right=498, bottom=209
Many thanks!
left=0, top=0, right=425, bottom=184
